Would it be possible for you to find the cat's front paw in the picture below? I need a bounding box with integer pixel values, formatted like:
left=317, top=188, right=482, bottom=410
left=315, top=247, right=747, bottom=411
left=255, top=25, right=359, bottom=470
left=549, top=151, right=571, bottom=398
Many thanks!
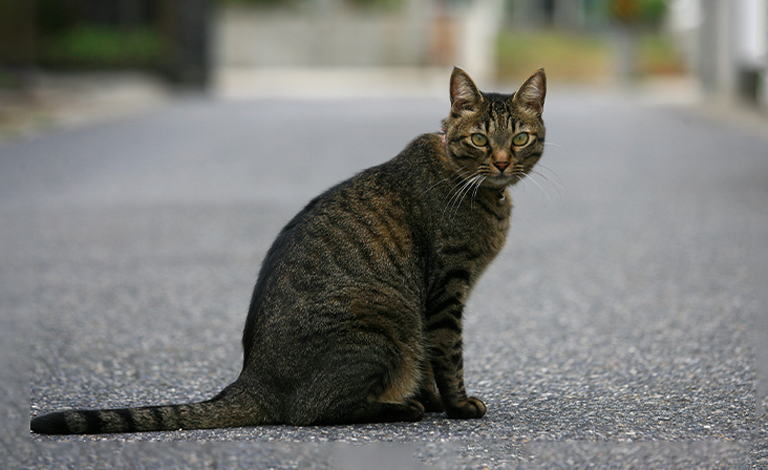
left=445, top=396, right=487, bottom=419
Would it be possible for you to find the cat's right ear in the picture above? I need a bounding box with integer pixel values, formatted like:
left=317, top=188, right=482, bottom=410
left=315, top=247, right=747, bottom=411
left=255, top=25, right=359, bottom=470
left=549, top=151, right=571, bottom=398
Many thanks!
left=514, top=69, right=546, bottom=116
left=450, top=67, right=483, bottom=116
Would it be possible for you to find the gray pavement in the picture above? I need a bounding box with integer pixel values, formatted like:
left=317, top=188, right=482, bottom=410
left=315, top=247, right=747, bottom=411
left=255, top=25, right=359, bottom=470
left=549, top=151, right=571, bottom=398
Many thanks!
left=2, top=86, right=767, bottom=468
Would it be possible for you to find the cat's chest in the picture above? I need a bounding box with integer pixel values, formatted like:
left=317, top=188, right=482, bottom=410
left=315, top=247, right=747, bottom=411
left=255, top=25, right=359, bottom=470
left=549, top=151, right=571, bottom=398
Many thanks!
left=453, top=187, right=510, bottom=233
left=434, top=188, right=511, bottom=264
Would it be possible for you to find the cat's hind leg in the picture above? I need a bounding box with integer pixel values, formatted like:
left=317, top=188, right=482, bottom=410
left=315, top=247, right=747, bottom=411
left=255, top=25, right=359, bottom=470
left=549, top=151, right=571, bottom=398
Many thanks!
left=415, top=361, right=444, bottom=412
left=336, top=356, right=427, bottom=424
left=329, top=399, right=425, bottom=424
left=283, top=341, right=426, bottom=425
left=285, top=378, right=426, bottom=426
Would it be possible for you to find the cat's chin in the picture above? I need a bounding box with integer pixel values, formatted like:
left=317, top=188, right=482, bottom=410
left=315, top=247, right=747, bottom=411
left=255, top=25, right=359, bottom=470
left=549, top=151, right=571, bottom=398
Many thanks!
left=486, top=174, right=517, bottom=188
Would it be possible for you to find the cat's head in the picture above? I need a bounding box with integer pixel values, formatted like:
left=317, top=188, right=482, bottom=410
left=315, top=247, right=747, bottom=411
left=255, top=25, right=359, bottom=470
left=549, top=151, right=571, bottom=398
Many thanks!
left=442, top=68, right=546, bottom=189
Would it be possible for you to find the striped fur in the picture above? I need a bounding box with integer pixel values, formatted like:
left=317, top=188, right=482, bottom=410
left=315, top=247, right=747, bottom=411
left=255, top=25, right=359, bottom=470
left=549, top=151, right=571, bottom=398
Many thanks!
left=31, top=68, right=546, bottom=434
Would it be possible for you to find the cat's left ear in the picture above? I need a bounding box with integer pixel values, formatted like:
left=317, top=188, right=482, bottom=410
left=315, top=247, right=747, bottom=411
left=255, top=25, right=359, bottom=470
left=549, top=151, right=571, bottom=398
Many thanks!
left=514, top=69, right=546, bottom=116
left=450, top=67, right=483, bottom=116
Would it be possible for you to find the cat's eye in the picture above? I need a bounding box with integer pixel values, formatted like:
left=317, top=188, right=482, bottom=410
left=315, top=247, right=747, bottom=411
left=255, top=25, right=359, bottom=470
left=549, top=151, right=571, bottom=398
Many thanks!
left=470, top=133, right=488, bottom=147
left=513, top=133, right=530, bottom=147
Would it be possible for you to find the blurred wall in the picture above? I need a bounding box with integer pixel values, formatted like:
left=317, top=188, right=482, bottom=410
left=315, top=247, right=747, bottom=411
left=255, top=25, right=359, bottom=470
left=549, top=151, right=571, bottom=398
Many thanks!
left=214, top=5, right=430, bottom=67
left=213, top=0, right=505, bottom=82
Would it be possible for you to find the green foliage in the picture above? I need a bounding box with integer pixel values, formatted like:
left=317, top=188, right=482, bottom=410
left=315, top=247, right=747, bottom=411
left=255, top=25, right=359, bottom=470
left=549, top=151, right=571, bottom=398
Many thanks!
left=496, top=29, right=686, bottom=82
left=216, top=0, right=290, bottom=6
left=345, top=0, right=404, bottom=9
left=215, top=0, right=404, bottom=8
left=640, top=0, right=667, bottom=24
left=39, top=26, right=163, bottom=69
left=497, top=30, right=609, bottom=81
left=639, top=33, right=687, bottom=75
left=609, top=0, right=667, bottom=27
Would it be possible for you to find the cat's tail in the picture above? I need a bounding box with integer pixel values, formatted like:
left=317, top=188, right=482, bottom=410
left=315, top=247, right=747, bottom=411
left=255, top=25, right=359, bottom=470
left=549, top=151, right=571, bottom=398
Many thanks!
left=30, top=381, right=269, bottom=435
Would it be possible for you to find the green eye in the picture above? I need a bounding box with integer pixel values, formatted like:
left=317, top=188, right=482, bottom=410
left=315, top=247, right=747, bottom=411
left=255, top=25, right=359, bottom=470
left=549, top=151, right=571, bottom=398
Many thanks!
left=513, top=132, right=530, bottom=146
left=470, top=133, right=488, bottom=146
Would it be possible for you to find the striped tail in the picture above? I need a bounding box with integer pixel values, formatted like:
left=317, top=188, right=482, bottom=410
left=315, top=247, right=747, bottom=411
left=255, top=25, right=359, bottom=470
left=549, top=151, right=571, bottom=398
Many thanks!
left=31, top=382, right=268, bottom=435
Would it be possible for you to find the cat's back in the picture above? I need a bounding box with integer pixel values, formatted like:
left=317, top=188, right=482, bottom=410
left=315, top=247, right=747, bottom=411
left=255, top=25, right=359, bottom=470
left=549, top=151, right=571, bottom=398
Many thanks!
left=267, top=132, right=442, bottom=264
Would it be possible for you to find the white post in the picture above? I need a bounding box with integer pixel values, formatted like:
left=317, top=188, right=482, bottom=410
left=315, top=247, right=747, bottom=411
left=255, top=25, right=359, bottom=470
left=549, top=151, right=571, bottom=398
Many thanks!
left=455, top=0, right=505, bottom=85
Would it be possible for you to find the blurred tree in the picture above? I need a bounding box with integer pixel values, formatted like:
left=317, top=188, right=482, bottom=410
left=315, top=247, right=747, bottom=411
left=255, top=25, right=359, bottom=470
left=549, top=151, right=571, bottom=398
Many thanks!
left=610, top=0, right=641, bottom=24
left=609, top=0, right=667, bottom=28
left=215, top=0, right=406, bottom=9
left=0, top=0, right=37, bottom=68
left=346, top=0, right=403, bottom=9
left=0, top=0, right=211, bottom=88
left=216, top=0, right=289, bottom=6
left=35, top=0, right=163, bottom=70
left=609, top=0, right=668, bottom=83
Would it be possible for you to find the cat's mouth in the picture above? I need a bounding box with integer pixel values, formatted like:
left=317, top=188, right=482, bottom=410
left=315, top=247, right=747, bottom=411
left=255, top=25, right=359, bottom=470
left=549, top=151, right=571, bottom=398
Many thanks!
left=487, top=171, right=523, bottom=188
left=501, top=166, right=534, bottom=187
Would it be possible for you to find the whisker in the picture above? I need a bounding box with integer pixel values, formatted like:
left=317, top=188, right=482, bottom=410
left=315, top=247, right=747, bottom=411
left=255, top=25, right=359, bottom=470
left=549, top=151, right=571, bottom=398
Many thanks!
left=515, top=171, right=532, bottom=196
left=523, top=171, right=557, bottom=210
left=424, top=167, right=474, bottom=200
left=470, top=175, right=487, bottom=210
left=423, top=177, right=449, bottom=197
left=444, top=171, right=486, bottom=222
left=448, top=175, right=479, bottom=216
left=453, top=174, right=483, bottom=217
left=534, top=164, right=565, bottom=191
left=531, top=169, right=565, bottom=198
left=443, top=170, right=477, bottom=220
left=454, top=167, right=474, bottom=176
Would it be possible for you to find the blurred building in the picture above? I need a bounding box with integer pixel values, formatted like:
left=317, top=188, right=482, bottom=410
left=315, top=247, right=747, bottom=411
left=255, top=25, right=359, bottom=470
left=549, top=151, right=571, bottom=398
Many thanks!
left=670, top=0, right=768, bottom=106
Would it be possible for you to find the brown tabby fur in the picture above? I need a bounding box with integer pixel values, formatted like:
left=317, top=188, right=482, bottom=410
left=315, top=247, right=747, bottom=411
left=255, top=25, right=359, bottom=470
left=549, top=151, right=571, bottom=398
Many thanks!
left=31, top=68, right=546, bottom=434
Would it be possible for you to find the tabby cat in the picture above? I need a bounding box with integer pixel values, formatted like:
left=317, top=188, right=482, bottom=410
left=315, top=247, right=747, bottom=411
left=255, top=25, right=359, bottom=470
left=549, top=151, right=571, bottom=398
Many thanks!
left=31, top=67, right=546, bottom=434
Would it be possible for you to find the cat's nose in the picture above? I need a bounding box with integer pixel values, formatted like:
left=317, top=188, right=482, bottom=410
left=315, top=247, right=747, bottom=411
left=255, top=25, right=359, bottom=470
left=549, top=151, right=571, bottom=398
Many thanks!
left=494, top=161, right=509, bottom=171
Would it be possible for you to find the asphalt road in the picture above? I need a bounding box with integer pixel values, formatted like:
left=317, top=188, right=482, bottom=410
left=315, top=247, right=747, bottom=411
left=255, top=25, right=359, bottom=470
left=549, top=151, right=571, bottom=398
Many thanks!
left=2, top=88, right=767, bottom=468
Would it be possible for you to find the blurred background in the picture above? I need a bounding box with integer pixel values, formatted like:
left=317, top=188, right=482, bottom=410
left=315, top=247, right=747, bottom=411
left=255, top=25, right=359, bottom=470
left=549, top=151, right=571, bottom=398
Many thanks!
left=0, top=0, right=766, bottom=137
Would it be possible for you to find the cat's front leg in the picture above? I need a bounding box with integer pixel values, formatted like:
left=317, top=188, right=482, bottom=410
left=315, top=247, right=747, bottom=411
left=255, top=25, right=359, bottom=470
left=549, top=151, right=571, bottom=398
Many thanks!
left=426, top=320, right=487, bottom=419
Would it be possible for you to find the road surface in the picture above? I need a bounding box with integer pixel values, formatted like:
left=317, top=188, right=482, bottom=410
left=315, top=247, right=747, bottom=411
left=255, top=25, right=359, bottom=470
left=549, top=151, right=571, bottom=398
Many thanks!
left=2, top=87, right=767, bottom=468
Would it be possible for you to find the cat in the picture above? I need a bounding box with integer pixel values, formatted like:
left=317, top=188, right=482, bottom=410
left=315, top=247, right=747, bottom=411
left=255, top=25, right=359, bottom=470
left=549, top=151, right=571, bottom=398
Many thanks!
left=31, top=67, right=546, bottom=434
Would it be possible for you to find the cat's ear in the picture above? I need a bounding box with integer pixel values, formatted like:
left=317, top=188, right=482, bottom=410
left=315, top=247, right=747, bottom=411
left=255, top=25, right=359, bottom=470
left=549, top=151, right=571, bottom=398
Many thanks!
left=450, top=67, right=483, bottom=116
left=514, top=69, right=546, bottom=116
